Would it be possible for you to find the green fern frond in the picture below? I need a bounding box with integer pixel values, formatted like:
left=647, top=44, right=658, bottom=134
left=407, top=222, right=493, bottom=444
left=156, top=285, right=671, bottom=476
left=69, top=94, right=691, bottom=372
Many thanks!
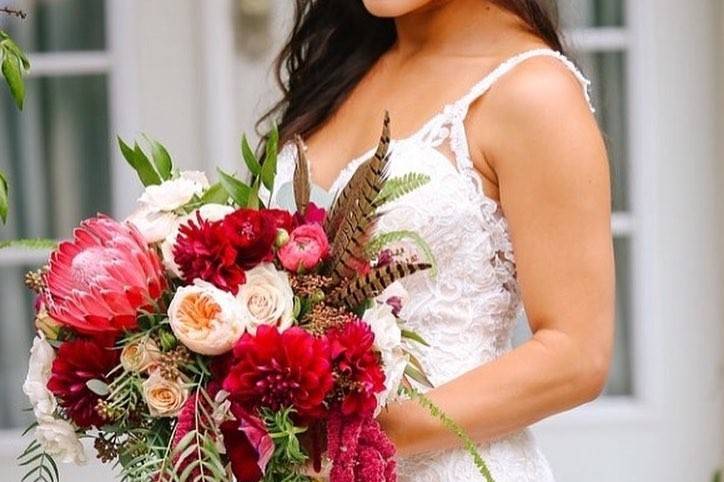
left=0, top=238, right=57, bottom=250
left=401, top=386, right=496, bottom=482
left=365, top=230, right=437, bottom=276
left=375, top=172, right=430, bottom=206
left=18, top=426, right=60, bottom=482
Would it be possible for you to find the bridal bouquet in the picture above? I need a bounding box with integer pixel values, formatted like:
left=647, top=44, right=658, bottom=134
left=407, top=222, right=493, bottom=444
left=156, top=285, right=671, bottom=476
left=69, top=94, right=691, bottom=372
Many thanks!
left=18, top=116, right=484, bottom=482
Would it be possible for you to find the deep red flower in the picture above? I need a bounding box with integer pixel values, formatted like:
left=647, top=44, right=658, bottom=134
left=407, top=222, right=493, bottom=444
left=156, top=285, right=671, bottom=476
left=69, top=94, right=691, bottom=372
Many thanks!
left=327, top=409, right=396, bottom=482
left=264, top=208, right=294, bottom=233
left=221, top=402, right=274, bottom=482
left=174, top=214, right=246, bottom=293
left=223, top=325, right=333, bottom=420
left=293, top=202, right=327, bottom=227
left=47, top=337, right=119, bottom=428
left=45, top=215, right=166, bottom=334
left=222, top=209, right=278, bottom=269
left=328, top=320, right=386, bottom=416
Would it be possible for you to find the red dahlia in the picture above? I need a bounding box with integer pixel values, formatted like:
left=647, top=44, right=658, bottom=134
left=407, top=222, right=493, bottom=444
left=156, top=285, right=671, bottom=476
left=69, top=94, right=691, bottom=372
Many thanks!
left=223, top=325, right=333, bottom=420
left=47, top=337, right=119, bottom=428
left=173, top=213, right=246, bottom=293
left=328, top=320, right=386, bottom=416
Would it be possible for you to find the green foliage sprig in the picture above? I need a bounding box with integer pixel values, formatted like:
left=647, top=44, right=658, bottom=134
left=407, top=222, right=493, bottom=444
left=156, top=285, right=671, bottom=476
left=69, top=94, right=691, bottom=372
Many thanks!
left=375, top=172, right=431, bottom=206
left=261, top=407, right=311, bottom=482
left=18, top=423, right=60, bottom=482
left=401, top=385, right=496, bottom=482
left=0, top=238, right=57, bottom=250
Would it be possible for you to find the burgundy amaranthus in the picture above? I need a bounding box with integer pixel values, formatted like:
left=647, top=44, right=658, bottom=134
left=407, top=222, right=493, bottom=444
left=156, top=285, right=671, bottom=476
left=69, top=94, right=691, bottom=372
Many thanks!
left=327, top=409, right=396, bottom=482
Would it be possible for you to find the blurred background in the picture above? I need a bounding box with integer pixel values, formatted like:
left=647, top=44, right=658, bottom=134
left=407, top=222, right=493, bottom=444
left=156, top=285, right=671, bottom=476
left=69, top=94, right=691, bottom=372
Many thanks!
left=0, top=0, right=722, bottom=481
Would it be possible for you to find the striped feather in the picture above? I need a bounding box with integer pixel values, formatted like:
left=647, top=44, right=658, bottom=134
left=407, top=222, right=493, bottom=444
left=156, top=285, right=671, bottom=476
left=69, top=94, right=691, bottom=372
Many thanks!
left=328, top=262, right=431, bottom=309
left=293, top=135, right=311, bottom=215
left=325, top=112, right=391, bottom=238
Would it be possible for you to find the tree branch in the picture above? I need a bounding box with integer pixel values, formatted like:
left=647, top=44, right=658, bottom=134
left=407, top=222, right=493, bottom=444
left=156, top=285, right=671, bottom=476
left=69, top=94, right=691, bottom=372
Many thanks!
left=0, top=6, right=27, bottom=19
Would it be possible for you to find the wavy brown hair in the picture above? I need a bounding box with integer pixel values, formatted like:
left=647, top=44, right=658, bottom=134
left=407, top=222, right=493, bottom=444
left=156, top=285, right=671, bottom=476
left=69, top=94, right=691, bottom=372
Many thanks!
left=259, top=0, right=565, bottom=144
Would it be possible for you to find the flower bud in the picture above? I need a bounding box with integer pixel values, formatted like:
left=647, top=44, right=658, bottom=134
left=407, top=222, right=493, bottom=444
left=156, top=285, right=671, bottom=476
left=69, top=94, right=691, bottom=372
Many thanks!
left=158, top=328, right=178, bottom=352
left=274, top=228, right=290, bottom=248
left=34, top=304, right=62, bottom=341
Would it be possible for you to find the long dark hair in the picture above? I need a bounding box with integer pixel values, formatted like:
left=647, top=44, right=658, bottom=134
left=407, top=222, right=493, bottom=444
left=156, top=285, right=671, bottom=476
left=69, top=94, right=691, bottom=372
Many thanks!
left=260, top=0, right=564, bottom=144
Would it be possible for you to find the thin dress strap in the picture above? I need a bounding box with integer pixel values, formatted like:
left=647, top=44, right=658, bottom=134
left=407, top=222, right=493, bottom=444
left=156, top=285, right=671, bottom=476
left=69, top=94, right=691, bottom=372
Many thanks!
left=455, top=48, right=595, bottom=115
left=443, top=48, right=595, bottom=212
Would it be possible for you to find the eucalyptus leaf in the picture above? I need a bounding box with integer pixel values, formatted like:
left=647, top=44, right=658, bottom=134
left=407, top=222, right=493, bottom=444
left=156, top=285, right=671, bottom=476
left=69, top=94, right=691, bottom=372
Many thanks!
left=218, top=169, right=251, bottom=207
left=85, top=379, right=110, bottom=396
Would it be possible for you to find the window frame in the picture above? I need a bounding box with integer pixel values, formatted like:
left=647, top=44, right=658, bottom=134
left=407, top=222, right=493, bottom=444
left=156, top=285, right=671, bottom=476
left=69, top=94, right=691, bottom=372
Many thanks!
left=0, top=0, right=140, bottom=454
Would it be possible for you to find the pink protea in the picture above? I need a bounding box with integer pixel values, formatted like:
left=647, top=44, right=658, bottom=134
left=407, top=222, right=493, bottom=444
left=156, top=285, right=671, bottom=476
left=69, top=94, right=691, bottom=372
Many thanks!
left=45, top=215, right=167, bottom=334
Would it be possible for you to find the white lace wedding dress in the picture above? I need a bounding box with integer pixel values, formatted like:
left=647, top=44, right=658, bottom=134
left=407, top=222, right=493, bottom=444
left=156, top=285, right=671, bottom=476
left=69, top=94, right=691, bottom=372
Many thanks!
left=272, top=48, right=594, bottom=482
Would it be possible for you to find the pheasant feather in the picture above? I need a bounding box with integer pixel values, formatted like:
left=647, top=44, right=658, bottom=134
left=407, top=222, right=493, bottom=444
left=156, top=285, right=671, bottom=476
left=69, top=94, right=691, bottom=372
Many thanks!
left=293, top=135, right=311, bottom=216
left=325, top=112, right=391, bottom=238
left=328, top=262, right=431, bottom=309
left=326, top=113, right=392, bottom=280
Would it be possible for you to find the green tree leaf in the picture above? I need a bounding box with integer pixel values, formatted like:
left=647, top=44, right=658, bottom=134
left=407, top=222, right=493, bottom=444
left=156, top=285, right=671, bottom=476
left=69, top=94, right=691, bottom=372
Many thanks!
left=117, top=137, right=162, bottom=186
left=260, top=125, right=279, bottom=192
left=218, top=169, right=251, bottom=207
left=0, top=169, right=8, bottom=224
left=241, top=135, right=261, bottom=176
left=198, top=182, right=229, bottom=205
left=2, top=54, right=24, bottom=110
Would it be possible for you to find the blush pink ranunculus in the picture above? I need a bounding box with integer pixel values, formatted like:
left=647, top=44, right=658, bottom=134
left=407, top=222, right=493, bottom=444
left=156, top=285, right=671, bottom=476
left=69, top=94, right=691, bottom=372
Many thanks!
left=277, top=223, right=330, bottom=272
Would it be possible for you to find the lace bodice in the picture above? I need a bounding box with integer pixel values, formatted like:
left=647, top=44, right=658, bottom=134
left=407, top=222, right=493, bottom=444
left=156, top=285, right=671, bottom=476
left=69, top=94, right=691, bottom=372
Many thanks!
left=271, top=49, right=593, bottom=482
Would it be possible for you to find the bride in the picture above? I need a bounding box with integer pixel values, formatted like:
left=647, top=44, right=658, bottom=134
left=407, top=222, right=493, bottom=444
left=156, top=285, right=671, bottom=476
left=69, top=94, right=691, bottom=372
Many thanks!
left=264, top=0, right=614, bottom=480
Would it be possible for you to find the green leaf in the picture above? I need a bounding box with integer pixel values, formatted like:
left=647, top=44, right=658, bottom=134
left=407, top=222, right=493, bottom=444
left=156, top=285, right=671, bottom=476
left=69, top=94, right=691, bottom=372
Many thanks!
left=260, top=126, right=279, bottom=192
left=218, top=168, right=251, bottom=207
left=404, top=363, right=434, bottom=389
left=0, top=169, right=8, bottom=224
left=246, top=179, right=260, bottom=209
left=241, top=135, right=261, bottom=176
left=117, top=137, right=162, bottom=186
left=86, top=379, right=110, bottom=396
left=145, top=135, right=173, bottom=180
left=0, top=238, right=57, bottom=250
left=376, top=172, right=431, bottom=206
left=401, top=328, right=430, bottom=347
left=198, top=182, right=229, bottom=205
left=2, top=53, right=24, bottom=110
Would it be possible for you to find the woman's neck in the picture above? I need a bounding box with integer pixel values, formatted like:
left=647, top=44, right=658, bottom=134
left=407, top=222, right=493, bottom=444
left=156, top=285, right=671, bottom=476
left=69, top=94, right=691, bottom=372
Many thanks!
left=393, top=0, right=532, bottom=59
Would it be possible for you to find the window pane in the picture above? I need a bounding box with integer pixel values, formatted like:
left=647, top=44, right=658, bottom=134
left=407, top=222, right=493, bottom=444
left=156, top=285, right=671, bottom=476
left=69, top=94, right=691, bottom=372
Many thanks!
left=578, top=50, right=629, bottom=212
left=0, top=74, right=110, bottom=428
left=605, top=236, right=633, bottom=396
left=559, top=0, right=625, bottom=28
left=0, top=0, right=105, bottom=52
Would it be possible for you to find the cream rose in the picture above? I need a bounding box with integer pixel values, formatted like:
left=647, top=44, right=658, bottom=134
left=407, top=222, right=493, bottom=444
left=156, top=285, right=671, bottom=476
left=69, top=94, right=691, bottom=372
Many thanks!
left=35, top=417, right=88, bottom=465
left=121, top=338, right=162, bottom=372
left=142, top=371, right=189, bottom=418
left=160, top=203, right=235, bottom=277
left=23, top=334, right=57, bottom=420
left=362, top=302, right=408, bottom=413
left=237, top=263, right=295, bottom=334
left=168, top=280, right=246, bottom=355
left=127, top=171, right=211, bottom=243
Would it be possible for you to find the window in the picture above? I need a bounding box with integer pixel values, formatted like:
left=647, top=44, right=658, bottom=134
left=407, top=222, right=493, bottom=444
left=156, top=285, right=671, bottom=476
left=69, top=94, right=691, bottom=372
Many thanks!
left=0, top=0, right=111, bottom=430
left=561, top=0, right=633, bottom=396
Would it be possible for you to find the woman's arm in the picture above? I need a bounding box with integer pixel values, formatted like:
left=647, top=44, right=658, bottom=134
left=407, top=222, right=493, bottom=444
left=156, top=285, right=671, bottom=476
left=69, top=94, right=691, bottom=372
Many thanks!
left=378, top=58, right=614, bottom=456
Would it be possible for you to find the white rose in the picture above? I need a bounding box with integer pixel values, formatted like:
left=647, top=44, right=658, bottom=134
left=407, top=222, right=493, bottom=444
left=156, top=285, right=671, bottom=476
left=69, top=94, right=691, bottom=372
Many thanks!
left=121, top=338, right=162, bottom=372
left=23, top=334, right=57, bottom=420
left=126, top=171, right=211, bottom=243
left=168, top=280, right=246, bottom=355
left=142, top=371, right=189, bottom=418
left=35, top=417, right=87, bottom=465
left=139, top=171, right=209, bottom=212
left=378, top=281, right=410, bottom=315
left=362, top=303, right=408, bottom=413
left=160, top=203, right=235, bottom=277
left=237, top=263, right=295, bottom=334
